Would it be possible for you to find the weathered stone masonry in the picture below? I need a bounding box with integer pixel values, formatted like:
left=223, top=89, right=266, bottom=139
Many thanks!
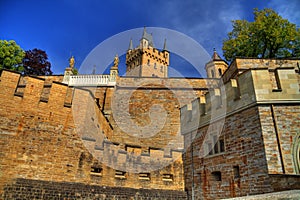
left=181, top=58, right=300, bottom=200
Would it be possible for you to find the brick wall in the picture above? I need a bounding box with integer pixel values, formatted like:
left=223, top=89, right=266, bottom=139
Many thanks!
left=181, top=58, right=300, bottom=199
left=183, top=106, right=273, bottom=200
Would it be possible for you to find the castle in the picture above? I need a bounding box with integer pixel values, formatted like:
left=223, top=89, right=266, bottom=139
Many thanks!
left=0, top=28, right=299, bottom=199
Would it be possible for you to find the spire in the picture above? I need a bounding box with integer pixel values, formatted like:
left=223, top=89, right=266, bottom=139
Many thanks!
left=163, top=39, right=167, bottom=51
left=141, top=27, right=154, bottom=47
left=128, top=38, right=133, bottom=50
left=212, top=48, right=222, bottom=61
left=142, top=27, right=147, bottom=38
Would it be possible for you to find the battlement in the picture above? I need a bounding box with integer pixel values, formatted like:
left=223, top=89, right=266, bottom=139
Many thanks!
left=0, top=70, right=74, bottom=109
left=222, top=58, right=300, bottom=83
left=181, top=58, right=300, bottom=134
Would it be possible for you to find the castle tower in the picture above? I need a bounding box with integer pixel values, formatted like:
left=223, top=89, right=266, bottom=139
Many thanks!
left=125, top=27, right=169, bottom=78
left=205, top=49, right=228, bottom=78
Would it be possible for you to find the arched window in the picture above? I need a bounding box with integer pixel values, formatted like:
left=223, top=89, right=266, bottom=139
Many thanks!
left=218, top=68, right=222, bottom=77
left=211, top=69, right=215, bottom=78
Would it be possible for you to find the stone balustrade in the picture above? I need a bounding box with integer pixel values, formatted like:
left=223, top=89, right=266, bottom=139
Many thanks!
left=63, top=74, right=116, bottom=86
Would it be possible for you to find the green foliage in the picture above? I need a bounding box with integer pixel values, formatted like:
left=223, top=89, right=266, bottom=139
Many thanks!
left=223, top=8, right=300, bottom=62
left=0, top=40, right=25, bottom=71
left=72, top=67, right=78, bottom=75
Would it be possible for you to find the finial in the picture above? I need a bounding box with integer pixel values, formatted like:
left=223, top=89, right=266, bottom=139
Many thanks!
left=128, top=38, right=133, bottom=50
left=212, top=48, right=222, bottom=60
left=69, top=56, right=75, bottom=68
left=163, top=39, right=167, bottom=51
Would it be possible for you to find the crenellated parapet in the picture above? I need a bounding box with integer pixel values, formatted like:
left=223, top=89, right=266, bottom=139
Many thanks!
left=181, top=58, right=300, bottom=134
left=0, top=70, right=74, bottom=110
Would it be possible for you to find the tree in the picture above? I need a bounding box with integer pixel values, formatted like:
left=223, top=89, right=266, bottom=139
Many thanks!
left=0, top=40, right=25, bottom=71
left=222, top=8, right=300, bottom=62
left=22, top=48, right=52, bottom=75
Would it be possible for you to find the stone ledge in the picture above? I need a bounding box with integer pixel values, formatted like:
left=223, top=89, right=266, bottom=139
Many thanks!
left=223, top=190, right=300, bottom=200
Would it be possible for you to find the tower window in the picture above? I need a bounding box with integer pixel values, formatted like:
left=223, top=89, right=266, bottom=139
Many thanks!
left=160, top=66, right=163, bottom=72
left=218, top=68, right=222, bottom=77
left=154, top=63, right=157, bottom=69
left=147, top=59, right=150, bottom=66
left=211, top=70, right=215, bottom=78
left=233, top=166, right=240, bottom=179
left=206, top=136, right=225, bottom=156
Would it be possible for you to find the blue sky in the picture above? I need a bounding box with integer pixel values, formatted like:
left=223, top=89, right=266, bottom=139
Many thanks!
left=1, top=0, right=299, bottom=77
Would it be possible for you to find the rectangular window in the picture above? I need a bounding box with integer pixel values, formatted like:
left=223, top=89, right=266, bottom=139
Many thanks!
left=115, top=170, right=126, bottom=179
left=208, top=143, right=213, bottom=155
left=213, top=135, right=219, bottom=154
left=162, top=174, right=173, bottom=181
left=211, top=171, right=221, bottom=181
left=139, top=173, right=150, bottom=180
left=160, top=66, right=163, bottom=72
left=233, top=166, right=240, bottom=179
left=154, top=63, right=157, bottom=69
left=206, top=136, right=225, bottom=156
left=90, top=167, right=102, bottom=176
left=219, top=139, right=225, bottom=153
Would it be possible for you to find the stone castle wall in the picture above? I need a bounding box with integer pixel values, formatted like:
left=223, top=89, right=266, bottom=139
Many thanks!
left=0, top=70, right=218, bottom=198
left=181, top=59, right=300, bottom=199
left=0, top=70, right=190, bottom=198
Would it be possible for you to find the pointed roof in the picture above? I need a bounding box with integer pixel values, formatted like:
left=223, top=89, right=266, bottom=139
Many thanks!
left=128, top=38, right=133, bottom=50
left=211, top=48, right=223, bottom=61
left=141, top=27, right=154, bottom=47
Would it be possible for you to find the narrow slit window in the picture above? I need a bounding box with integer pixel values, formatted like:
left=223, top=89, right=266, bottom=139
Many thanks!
left=90, top=167, right=102, bottom=176
left=139, top=173, right=150, bottom=180
left=218, top=68, right=222, bottom=77
left=115, top=170, right=126, bottom=179
left=233, top=166, right=240, bottom=179
left=162, top=174, right=173, bottom=181
left=213, top=135, right=219, bottom=154
left=219, top=139, right=225, bottom=153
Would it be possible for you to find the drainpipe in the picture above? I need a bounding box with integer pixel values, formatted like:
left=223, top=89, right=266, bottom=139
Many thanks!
left=190, top=132, right=195, bottom=200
